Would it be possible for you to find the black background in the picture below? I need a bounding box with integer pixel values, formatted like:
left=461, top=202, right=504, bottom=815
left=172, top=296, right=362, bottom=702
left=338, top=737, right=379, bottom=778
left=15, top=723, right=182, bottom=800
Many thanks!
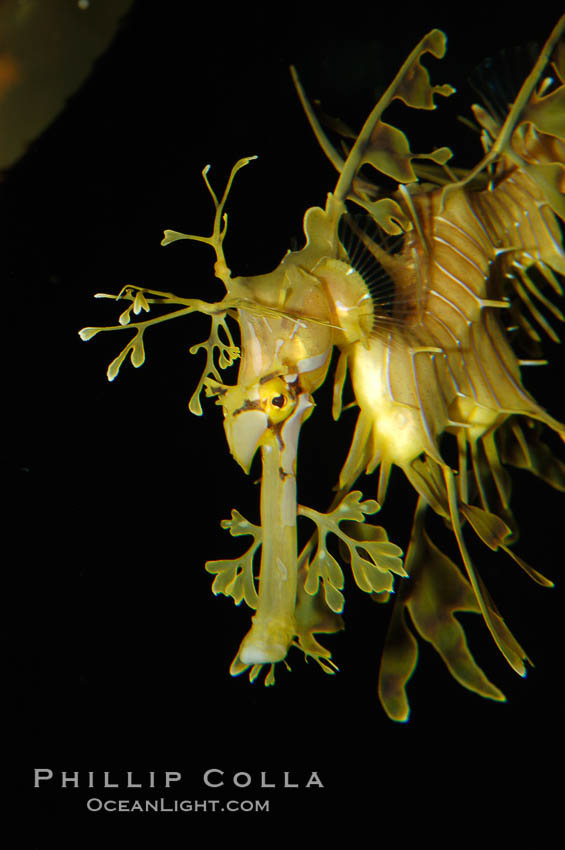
left=11, top=1, right=564, bottom=843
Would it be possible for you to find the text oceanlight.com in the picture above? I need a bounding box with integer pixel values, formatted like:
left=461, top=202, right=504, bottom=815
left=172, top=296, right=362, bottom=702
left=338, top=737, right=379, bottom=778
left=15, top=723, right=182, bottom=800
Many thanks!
left=85, top=798, right=270, bottom=813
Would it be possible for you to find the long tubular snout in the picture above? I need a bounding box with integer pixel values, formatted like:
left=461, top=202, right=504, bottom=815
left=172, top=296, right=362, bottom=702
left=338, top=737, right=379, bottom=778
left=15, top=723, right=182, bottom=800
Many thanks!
left=237, top=394, right=314, bottom=666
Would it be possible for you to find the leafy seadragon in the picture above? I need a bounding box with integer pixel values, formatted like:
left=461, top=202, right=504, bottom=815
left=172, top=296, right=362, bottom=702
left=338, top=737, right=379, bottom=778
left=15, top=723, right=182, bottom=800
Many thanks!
left=80, top=17, right=565, bottom=720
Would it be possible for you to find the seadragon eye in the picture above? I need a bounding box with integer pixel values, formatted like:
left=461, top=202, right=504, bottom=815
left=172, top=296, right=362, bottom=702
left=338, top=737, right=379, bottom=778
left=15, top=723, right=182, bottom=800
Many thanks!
left=259, top=377, right=297, bottom=425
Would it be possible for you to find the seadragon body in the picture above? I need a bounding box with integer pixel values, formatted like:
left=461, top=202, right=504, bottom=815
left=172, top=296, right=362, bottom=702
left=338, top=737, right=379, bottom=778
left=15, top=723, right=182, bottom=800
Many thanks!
left=81, top=19, right=565, bottom=720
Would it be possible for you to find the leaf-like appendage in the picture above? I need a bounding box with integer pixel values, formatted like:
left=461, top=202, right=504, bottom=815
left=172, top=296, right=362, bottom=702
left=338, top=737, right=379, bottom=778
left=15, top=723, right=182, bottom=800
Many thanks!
left=205, top=509, right=260, bottom=608
left=293, top=578, right=343, bottom=672
left=130, top=333, right=146, bottom=368
left=406, top=530, right=505, bottom=702
left=299, top=491, right=405, bottom=612
left=332, top=28, right=455, bottom=216
left=379, top=508, right=506, bottom=722
left=515, top=70, right=565, bottom=223
left=133, top=291, right=150, bottom=315
left=361, top=121, right=453, bottom=185
left=80, top=160, right=258, bottom=392
left=119, top=305, right=132, bottom=325
left=461, top=503, right=554, bottom=587
left=378, top=602, right=418, bottom=723
left=80, top=281, right=238, bottom=395
left=501, top=420, right=565, bottom=491
left=394, top=29, right=454, bottom=109
left=188, top=313, right=240, bottom=415
left=78, top=327, right=100, bottom=341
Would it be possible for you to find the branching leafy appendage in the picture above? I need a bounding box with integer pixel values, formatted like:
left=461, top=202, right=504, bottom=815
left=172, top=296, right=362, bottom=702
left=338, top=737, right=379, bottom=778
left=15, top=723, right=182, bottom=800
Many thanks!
left=205, top=510, right=261, bottom=609
left=79, top=158, right=258, bottom=410
left=79, top=287, right=236, bottom=409
left=298, top=491, right=406, bottom=613
left=189, top=313, right=239, bottom=415
left=440, top=14, right=565, bottom=213
left=160, top=156, right=258, bottom=283
left=292, top=29, right=456, bottom=235
left=293, top=585, right=343, bottom=675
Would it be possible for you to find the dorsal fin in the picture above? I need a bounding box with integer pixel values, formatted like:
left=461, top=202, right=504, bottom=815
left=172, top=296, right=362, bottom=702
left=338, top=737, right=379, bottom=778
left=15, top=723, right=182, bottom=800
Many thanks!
left=338, top=214, right=402, bottom=322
